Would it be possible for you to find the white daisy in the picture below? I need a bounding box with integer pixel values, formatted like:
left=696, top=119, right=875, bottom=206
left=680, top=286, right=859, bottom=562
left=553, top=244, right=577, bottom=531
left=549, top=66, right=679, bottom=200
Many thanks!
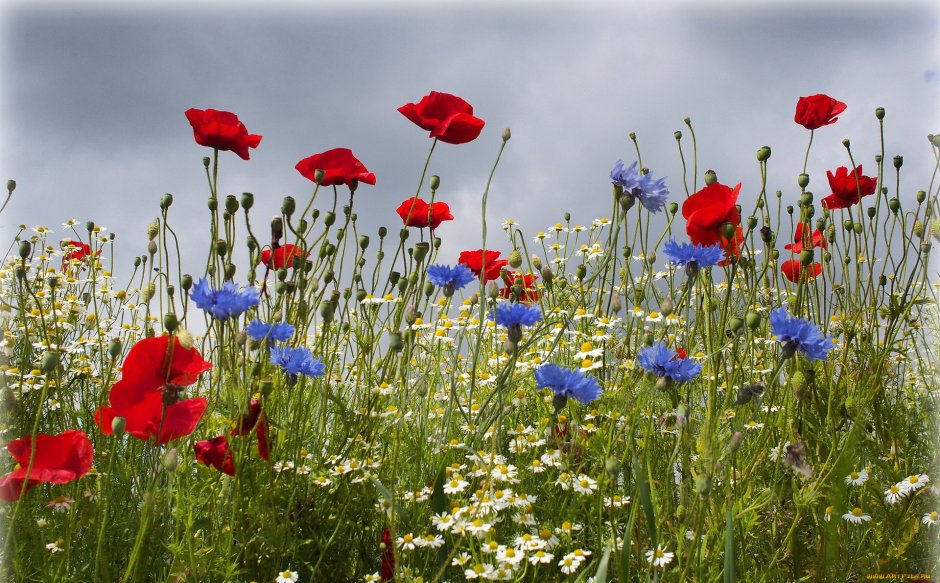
left=923, top=511, right=939, bottom=527
left=845, top=469, right=869, bottom=486
left=645, top=544, right=674, bottom=568
left=275, top=569, right=299, bottom=583
left=842, top=507, right=871, bottom=524
left=885, top=484, right=908, bottom=505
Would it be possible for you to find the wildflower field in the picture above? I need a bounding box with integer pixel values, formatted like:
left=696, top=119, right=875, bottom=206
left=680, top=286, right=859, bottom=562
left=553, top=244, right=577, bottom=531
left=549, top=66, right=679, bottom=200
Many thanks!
left=0, top=91, right=938, bottom=582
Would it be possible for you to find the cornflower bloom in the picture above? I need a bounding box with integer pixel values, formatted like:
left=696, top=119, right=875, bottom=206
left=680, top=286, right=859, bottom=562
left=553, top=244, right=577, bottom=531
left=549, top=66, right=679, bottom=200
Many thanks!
left=637, top=341, right=702, bottom=384
left=490, top=302, right=542, bottom=344
left=534, top=364, right=602, bottom=409
left=190, top=279, right=259, bottom=320
left=663, top=238, right=725, bottom=276
left=610, top=160, right=669, bottom=213
left=246, top=320, right=295, bottom=343
left=427, top=264, right=476, bottom=297
left=270, top=346, right=326, bottom=381
left=769, top=307, right=834, bottom=362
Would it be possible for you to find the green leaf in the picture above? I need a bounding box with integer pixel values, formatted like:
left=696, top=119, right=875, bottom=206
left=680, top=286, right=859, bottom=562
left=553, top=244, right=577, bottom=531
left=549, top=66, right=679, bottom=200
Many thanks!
left=593, top=543, right=612, bottom=583
left=370, top=476, right=410, bottom=523
left=724, top=502, right=736, bottom=583
left=632, top=450, right=657, bottom=546
left=618, top=506, right=636, bottom=583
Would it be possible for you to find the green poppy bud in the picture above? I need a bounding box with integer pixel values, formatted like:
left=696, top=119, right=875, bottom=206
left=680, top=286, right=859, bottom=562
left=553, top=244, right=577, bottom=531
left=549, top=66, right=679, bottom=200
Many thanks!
left=281, top=196, right=296, bottom=216
left=605, top=457, right=622, bottom=476
left=875, top=107, right=885, bottom=120
left=111, top=416, right=126, bottom=435
left=756, top=146, right=771, bottom=162
left=271, top=217, right=284, bottom=240
left=853, top=223, right=863, bottom=235
left=323, top=212, right=336, bottom=227
left=893, top=155, right=903, bottom=170
left=17, top=240, right=31, bottom=259
left=674, top=130, right=682, bottom=140
left=108, top=339, right=122, bottom=359
left=611, top=293, right=622, bottom=313
left=160, top=193, right=173, bottom=210
left=704, top=170, right=717, bottom=185
left=163, top=448, right=179, bottom=472
left=163, top=312, right=178, bottom=333
left=930, top=220, right=940, bottom=242
left=721, top=222, right=737, bottom=240
left=41, top=351, right=60, bottom=373
left=214, top=239, right=228, bottom=256
left=747, top=216, right=758, bottom=230
left=531, top=254, right=542, bottom=271
left=576, top=264, right=586, bottom=280
left=730, top=316, right=744, bottom=334
left=661, top=296, right=674, bottom=317
left=798, top=174, right=810, bottom=189
left=745, top=311, right=761, bottom=329
left=800, top=192, right=813, bottom=206
left=6, top=179, right=15, bottom=193
left=429, top=175, right=440, bottom=191
left=224, top=263, right=236, bottom=280
left=207, top=196, right=218, bottom=212
left=843, top=219, right=854, bottom=231
left=181, top=274, right=193, bottom=291
left=224, top=195, right=239, bottom=214
left=917, top=191, right=927, bottom=203
left=202, top=156, right=211, bottom=168
left=413, top=242, right=429, bottom=264
left=888, top=198, right=900, bottom=213
left=240, top=192, right=254, bottom=210
left=359, top=235, right=370, bottom=250
left=800, top=249, right=814, bottom=266
left=502, top=128, right=511, bottom=142
left=389, top=331, right=404, bottom=352
left=668, top=202, right=679, bottom=215
left=842, top=138, right=851, bottom=149
left=694, top=474, right=712, bottom=496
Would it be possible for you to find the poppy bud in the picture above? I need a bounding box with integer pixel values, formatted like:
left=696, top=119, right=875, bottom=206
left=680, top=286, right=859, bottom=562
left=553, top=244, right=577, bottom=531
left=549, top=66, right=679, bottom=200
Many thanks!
left=14, top=265, right=25, bottom=280
left=163, top=312, right=178, bottom=333
left=355, top=289, right=367, bottom=302
left=800, top=249, right=814, bottom=266
left=866, top=206, right=876, bottom=219
left=17, top=240, right=31, bottom=259
left=487, top=282, right=499, bottom=299
left=659, top=296, right=674, bottom=317
left=399, top=228, right=409, bottom=241
left=540, top=266, right=554, bottom=284
left=879, top=275, right=887, bottom=286
left=111, top=416, right=126, bottom=435
left=222, top=195, right=238, bottom=215
left=576, top=264, right=587, bottom=281
left=728, top=431, right=743, bottom=454
left=853, top=223, right=862, bottom=235
left=508, top=249, right=523, bottom=269
left=893, top=155, right=903, bottom=170
left=917, top=191, right=927, bottom=203
left=502, top=128, right=511, bottom=142
left=397, top=278, right=407, bottom=294
left=842, top=138, right=850, bottom=149
left=605, top=457, right=622, bottom=476
left=786, top=205, right=794, bottom=215
left=239, top=191, right=254, bottom=210
left=320, top=300, right=335, bottom=324
left=875, top=107, right=885, bottom=120
left=730, top=316, right=744, bottom=334
left=843, top=219, right=854, bottom=231
left=142, top=283, right=156, bottom=303
left=6, top=179, right=15, bottom=193
left=281, top=196, right=296, bottom=216
left=214, top=239, right=228, bottom=257
left=202, top=156, right=211, bottom=168
left=181, top=274, right=193, bottom=291
left=721, top=222, right=737, bottom=240
left=745, top=311, right=761, bottom=330
left=108, top=339, right=122, bottom=359
left=324, top=243, right=336, bottom=257
left=552, top=393, right=567, bottom=412
left=888, top=198, right=900, bottom=214
left=145, top=240, right=158, bottom=259
left=531, top=254, right=542, bottom=270
left=704, top=170, right=717, bottom=185
left=619, top=191, right=636, bottom=212
left=413, top=242, right=429, bottom=264
left=644, top=330, right=654, bottom=347
left=323, top=212, right=336, bottom=227
left=668, top=202, right=679, bottom=215
left=921, top=242, right=932, bottom=256
left=41, top=351, right=60, bottom=373
left=674, top=130, right=682, bottom=140
left=797, top=174, right=809, bottom=189
left=760, top=226, right=773, bottom=244
left=772, top=249, right=780, bottom=260
left=404, top=305, right=417, bottom=326
left=756, top=146, right=771, bottom=162
left=389, top=331, right=404, bottom=352
left=389, top=271, right=400, bottom=286
left=271, top=217, right=284, bottom=241
left=224, top=263, right=236, bottom=280
left=177, top=328, right=194, bottom=349
left=207, top=196, right=218, bottom=212
left=747, top=216, right=758, bottom=230
left=932, top=134, right=940, bottom=148
left=800, top=192, right=813, bottom=207
left=564, top=212, right=571, bottom=222
left=429, top=175, right=440, bottom=191
left=875, top=154, right=883, bottom=163
left=424, top=281, right=435, bottom=298
left=645, top=251, right=656, bottom=265
left=931, top=220, right=940, bottom=242
left=611, top=293, right=623, bottom=313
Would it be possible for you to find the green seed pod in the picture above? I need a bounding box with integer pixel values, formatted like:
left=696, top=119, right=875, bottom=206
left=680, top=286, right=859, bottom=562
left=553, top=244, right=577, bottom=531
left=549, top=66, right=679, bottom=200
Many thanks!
left=668, top=202, right=679, bottom=215
left=224, top=194, right=239, bottom=214
left=424, top=281, right=435, bottom=298
left=323, top=212, right=336, bottom=227
left=108, top=339, right=122, bottom=359
left=798, top=174, right=809, bottom=189
left=756, top=146, right=771, bottom=162
left=207, top=196, right=218, bottom=212
left=800, top=249, right=814, bottom=266
left=866, top=206, right=875, bottom=219
left=413, top=242, right=429, bottom=264
left=320, top=300, right=335, bottom=324
left=747, top=216, right=758, bottom=230
left=660, top=296, right=674, bottom=317
left=772, top=249, right=780, bottom=260
left=721, top=222, right=737, bottom=240
left=41, top=351, right=60, bottom=373
left=730, top=317, right=744, bottom=334
left=921, top=242, right=932, bottom=256
left=800, top=192, right=813, bottom=206
left=879, top=275, right=887, bottom=286
left=397, top=278, right=407, bottom=294
left=917, top=191, right=927, bottom=203
left=429, top=175, right=440, bottom=191
left=142, top=282, right=156, bottom=303
left=215, top=239, right=228, bottom=256
left=576, top=264, right=587, bottom=281
left=540, top=266, right=554, bottom=283
left=6, top=179, right=15, bottom=193
left=281, top=196, right=296, bottom=216
left=674, top=130, right=682, bottom=140
left=14, top=265, right=25, bottom=280
left=389, top=331, right=404, bottom=352
left=389, top=271, right=400, bottom=286
left=399, top=228, right=409, bottom=241
left=893, top=155, right=903, bottom=170
left=224, top=263, right=236, bottom=280
left=704, top=170, right=717, bottom=185
left=181, top=274, right=193, bottom=291
left=611, top=293, right=622, bottom=313
left=111, top=416, right=127, bottom=435
left=843, top=219, right=854, bottom=231
left=163, top=312, right=178, bottom=333
left=531, top=254, right=542, bottom=270
left=875, top=107, right=885, bottom=120
left=202, top=156, right=211, bottom=168
left=745, top=311, right=761, bottom=330
left=271, top=217, right=283, bottom=240
left=842, top=138, right=851, bottom=149
left=240, top=192, right=254, bottom=210
left=359, top=235, right=369, bottom=250
left=162, top=448, right=179, bottom=472
left=605, top=457, right=622, bottom=476
left=853, top=222, right=863, bottom=235
left=18, top=240, right=31, bottom=259
left=645, top=252, right=656, bottom=264
left=502, top=128, right=511, bottom=142
left=147, top=220, right=160, bottom=241
left=356, top=289, right=367, bottom=302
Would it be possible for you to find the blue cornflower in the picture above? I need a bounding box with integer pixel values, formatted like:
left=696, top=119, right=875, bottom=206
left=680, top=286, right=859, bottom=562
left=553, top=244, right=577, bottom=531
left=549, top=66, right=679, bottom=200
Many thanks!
left=427, top=264, right=476, bottom=297
left=269, top=346, right=326, bottom=378
left=490, top=302, right=542, bottom=343
left=190, top=278, right=260, bottom=320
left=637, top=341, right=702, bottom=384
left=663, top=238, right=725, bottom=274
left=246, top=319, right=295, bottom=343
left=535, top=364, right=602, bottom=408
left=769, top=307, right=834, bottom=362
left=610, top=160, right=669, bottom=213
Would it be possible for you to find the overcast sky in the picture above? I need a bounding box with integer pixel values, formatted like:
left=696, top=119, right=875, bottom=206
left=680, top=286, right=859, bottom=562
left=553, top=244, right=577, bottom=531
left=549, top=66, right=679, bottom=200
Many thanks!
left=1, top=1, right=938, bottom=281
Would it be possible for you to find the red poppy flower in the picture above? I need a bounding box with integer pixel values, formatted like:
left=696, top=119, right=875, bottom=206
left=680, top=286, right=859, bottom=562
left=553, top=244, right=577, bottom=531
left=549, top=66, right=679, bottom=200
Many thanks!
left=380, top=527, right=396, bottom=581
left=499, top=272, right=540, bottom=303
left=682, top=181, right=744, bottom=261
left=60, top=240, right=100, bottom=271
left=784, top=222, right=827, bottom=254
left=395, top=197, right=454, bottom=230
left=231, top=399, right=271, bottom=461
left=673, top=347, right=688, bottom=360
left=295, top=148, right=376, bottom=188
left=260, top=244, right=310, bottom=270
left=94, top=336, right=212, bottom=445
left=821, top=165, right=877, bottom=210
left=0, top=430, right=94, bottom=502
left=398, top=91, right=486, bottom=145
left=781, top=259, right=822, bottom=283
left=194, top=435, right=235, bottom=476
left=184, top=108, right=262, bottom=160
left=794, top=94, right=847, bottom=130
left=458, top=249, right=508, bottom=282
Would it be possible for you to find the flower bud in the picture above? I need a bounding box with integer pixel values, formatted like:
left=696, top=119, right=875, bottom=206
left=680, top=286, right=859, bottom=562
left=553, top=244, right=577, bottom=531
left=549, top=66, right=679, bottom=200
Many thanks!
left=487, top=281, right=499, bottom=299
left=163, top=312, right=178, bottom=333
left=704, top=170, right=717, bottom=186
left=645, top=251, right=656, bottom=264
left=611, top=293, right=622, bottom=313
left=162, top=448, right=179, bottom=472
left=797, top=174, right=810, bottom=189
left=147, top=240, right=158, bottom=258
left=181, top=274, right=193, bottom=291
left=842, top=138, right=850, bottom=149
left=389, top=331, right=404, bottom=352
left=674, top=130, right=682, bottom=140
left=853, top=222, right=863, bottom=235
left=508, top=249, right=523, bottom=269
left=202, top=156, right=211, bottom=168
left=800, top=249, right=814, bottom=266
left=745, top=311, right=761, bottom=330
left=6, top=179, right=15, bottom=193
left=888, top=198, right=900, bottom=214
left=225, top=195, right=239, bottom=214
left=18, top=240, right=31, bottom=259
left=605, top=457, right=622, bottom=476
left=668, top=202, right=679, bottom=215
left=240, top=192, right=254, bottom=210
left=917, top=190, right=927, bottom=203
left=930, top=220, right=940, bottom=242
left=576, top=264, right=587, bottom=281
left=502, top=128, right=511, bottom=142
left=271, top=217, right=284, bottom=240
left=747, top=216, right=758, bottom=230
left=413, top=242, right=429, bottom=264
left=756, top=146, right=771, bottom=162
left=281, top=196, right=296, bottom=216
left=160, top=193, right=173, bottom=210
left=875, top=107, right=885, bottom=120
left=729, top=316, right=744, bottom=334
left=177, top=328, right=194, bottom=349
left=41, top=351, right=60, bottom=373
left=760, top=226, right=773, bottom=244
left=800, top=192, right=813, bottom=207
left=215, top=239, right=228, bottom=257
left=207, top=196, right=218, bottom=212
left=721, top=222, right=737, bottom=240
left=108, top=339, right=122, bottom=359
left=142, top=282, right=156, bottom=303
left=893, top=155, right=903, bottom=170
left=429, top=175, right=440, bottom=191
left=111, top=416, right=126, bottom=435
left=694, top=474, right=712, bottom=497
left=728, top=431, right=743, bottom=454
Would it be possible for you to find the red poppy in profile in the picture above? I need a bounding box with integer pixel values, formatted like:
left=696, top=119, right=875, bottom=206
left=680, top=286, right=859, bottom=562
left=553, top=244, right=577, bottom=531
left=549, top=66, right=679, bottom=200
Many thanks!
left=821, top=165, right=877, bottom=210
left=682, top=181, right=744, bottom=261
left=499, top=272, right=540, bottom=303
left=231, top=399, right=270, bottom=461
left=260, top=244, right=310, bottom=270
left=398, top=91, right=486, bottom=145
left=295, top=148, right=376, bottom=188
left=380, top=527, right=396, bottom=581
left=395, top=197, right=454, bottom=230
left=784, top=222, right=827, bottom=253
left=94, top=336, right=212, bottom=445
left=794, top=94, right=847, bottom=130
left=458, top=249, right=508, bottom=282
left=0, top=430, right=94, bottom=502
left=194, top=435, right=235, bottom=476
left=184, top=108, right=262, bottom=160
left=781, top=259, right=822, bottom=283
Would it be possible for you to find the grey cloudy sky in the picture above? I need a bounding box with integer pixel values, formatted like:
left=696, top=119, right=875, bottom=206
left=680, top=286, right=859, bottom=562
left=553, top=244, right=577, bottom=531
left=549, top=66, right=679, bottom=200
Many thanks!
left=1, top=1, right=938, bottom=278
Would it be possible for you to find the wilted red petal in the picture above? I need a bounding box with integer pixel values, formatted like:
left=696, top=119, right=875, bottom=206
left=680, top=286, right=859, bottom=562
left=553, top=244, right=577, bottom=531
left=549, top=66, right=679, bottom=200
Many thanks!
left=194, top=435, right=235, bottom=476
left=380, top=527, right=396, bottom=581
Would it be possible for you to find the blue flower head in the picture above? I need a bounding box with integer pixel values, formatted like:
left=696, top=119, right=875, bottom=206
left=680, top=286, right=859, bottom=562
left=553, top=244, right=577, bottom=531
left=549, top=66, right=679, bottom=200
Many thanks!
left=269, top=346, right=326, bottom=379
left=246, top=319, right=295, bottom=343
left=664, top=238, right=725, bottom=273
left=637, top=341, right=702, bottom=383
left=769, top=307, right=834, bottom=362
left=490, top=302, right=542, bottom=343
left=427, top=264, right=476, bottom=297
left=190, top=279, right=260, bottom=320
left=610, top=160, right=669, bottom=213
left=535, top=364, right=602, bottom=407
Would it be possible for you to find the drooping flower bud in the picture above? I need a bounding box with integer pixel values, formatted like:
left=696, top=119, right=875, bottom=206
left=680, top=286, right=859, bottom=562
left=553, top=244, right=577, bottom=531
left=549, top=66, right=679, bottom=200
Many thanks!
left=704, top=170, right=717, bottom=185
left=756, top=146, right=771, bottom=162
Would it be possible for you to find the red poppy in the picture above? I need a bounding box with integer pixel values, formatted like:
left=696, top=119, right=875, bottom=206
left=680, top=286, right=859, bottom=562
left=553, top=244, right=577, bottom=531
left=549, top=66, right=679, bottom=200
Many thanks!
left=673, top=347, right=688, bottom=360
left=231, top=399, right=271, bottom=461
left=398, top=91, right=486, bottom=145
left=781, top=259, right=822, bottom=283
left=260, top=244, right=310, bottom=270
left=60, top=240, right=100, bottom=271
left=295, top=148, right=376, bottom=188
left=395, top=197, right=454, bottom=230
left=184, top=108, right=262, bottom=160
left=821, top=165, right=877, bottom=210
left=499, top=272, right=540, bottom=303
left=380, top=527, right=396, bottom=581
left=682, top=181, right=744, bottom=261
left=458, top=249, right=508, bottom=282
left=194, top=436, right=235, bottom=476
left=0, top=430, right=94, bottom=502
left=794, top=94, right=847, bottom=130
left=784, top=222, right=827, bottom=253
left=94, top=336, right=212, bottom=445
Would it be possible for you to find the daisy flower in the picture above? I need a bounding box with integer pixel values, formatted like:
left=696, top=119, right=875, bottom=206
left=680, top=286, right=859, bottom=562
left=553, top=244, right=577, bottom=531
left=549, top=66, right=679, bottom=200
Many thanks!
left=922, top=511, right=939, bottom=527
left=645, top=544, right=674, bottom=568
left=842, top=507, right=871, bottom=524
left=845, top=469, right=869, bottom=486
left=884, top=484, right=907, bottom=505
left=275, top=569, right=299, bottom=583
